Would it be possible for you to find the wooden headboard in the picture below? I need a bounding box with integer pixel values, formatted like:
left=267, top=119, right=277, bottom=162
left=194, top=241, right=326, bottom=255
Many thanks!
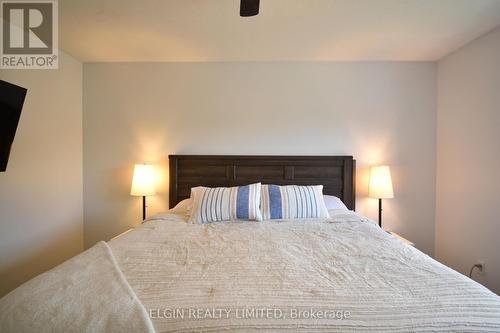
left=169, top=155, right=356, bottom=210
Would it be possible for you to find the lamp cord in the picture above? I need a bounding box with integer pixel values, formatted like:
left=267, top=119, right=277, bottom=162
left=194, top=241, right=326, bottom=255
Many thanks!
left=469, top=264, right=482, bottom=278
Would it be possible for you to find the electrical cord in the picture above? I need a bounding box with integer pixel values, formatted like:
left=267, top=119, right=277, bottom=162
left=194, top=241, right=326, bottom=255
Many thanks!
left=469, top=264, right=482, bottom=278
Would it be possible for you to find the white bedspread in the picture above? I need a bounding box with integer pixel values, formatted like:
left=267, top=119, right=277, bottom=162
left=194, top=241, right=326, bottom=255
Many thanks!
left=0, top=241, right=155, bottom=333
left=108, top=210, right=500, bottom=332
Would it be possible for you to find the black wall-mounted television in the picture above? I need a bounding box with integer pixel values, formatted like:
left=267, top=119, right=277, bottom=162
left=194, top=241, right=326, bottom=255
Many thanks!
left=0, top=80, right=27, bottom=172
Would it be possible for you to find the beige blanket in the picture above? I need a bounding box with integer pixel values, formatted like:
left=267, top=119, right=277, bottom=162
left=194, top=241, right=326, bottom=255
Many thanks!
left=109, top=210, right=500, bottom=332
left=2, top=210, right=500, bottom=332
left=0, top=241, right=155, bottom=333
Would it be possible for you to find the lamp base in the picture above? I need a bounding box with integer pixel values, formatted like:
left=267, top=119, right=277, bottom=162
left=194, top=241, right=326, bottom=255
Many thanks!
left=378, top=198, right=382, bottom=228
left=142, top=196, right=146, bottom=222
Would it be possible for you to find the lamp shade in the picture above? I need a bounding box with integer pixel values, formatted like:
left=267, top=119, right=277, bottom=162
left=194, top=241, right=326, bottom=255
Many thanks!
left=130, top=164, right=156, bottom=196
left=368, top=165, right=394, bottom=199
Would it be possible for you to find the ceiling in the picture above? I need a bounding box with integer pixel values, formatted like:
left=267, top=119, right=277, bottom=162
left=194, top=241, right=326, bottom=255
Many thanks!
left=59, top=0, right=500, bottom=62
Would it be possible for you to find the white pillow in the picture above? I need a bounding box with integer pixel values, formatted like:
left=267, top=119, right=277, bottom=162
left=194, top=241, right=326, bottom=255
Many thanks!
left=189, top=183, right=262, bottom=224
left=170, top=198, right=192, bottom=214
left=323, top=195, right=348, bottom=210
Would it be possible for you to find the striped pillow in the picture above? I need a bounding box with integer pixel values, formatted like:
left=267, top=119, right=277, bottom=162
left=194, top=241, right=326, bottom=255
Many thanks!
left=189, top=183, right=262, bottom=223
left=260, top=184, right=330, bottom=220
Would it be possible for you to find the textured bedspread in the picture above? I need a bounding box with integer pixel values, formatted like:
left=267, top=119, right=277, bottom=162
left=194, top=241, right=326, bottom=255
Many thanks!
left=0, top=241, right=155, bottom=333
left=109, top=211, right=500, bottom=332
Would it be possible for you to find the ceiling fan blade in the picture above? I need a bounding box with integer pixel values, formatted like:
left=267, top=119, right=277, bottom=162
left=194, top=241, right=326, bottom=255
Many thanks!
left=240, top=0, right=260, bottom=17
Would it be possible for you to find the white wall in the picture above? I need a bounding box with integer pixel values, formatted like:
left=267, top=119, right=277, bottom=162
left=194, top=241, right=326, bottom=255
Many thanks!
left=0, top=51, right=83, bottom=297
left=83, top=62, right=436, bottom=254
left=436, top=26, right=500, bottom=294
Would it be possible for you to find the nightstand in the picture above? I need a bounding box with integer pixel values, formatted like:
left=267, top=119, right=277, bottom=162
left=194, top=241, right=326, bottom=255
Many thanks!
left=387, top=231, right=415, bottom=247
left=110, top=228, right=133, bottom=241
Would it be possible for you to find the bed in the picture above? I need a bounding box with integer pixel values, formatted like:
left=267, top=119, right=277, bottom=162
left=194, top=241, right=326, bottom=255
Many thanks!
left=1, top=155, right=499, bottom=333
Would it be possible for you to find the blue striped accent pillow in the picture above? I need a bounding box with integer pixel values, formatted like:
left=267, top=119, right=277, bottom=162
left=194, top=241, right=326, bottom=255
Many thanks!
left=260, top=185, right=330, bottom=220
left=189, top=183, right=262, bottom=223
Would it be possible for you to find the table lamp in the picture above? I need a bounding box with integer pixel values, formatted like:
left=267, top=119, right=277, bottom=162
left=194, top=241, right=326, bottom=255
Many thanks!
left=130, top=164, right=156, bottom=221
left=368, top=165, right=394, bottom=228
